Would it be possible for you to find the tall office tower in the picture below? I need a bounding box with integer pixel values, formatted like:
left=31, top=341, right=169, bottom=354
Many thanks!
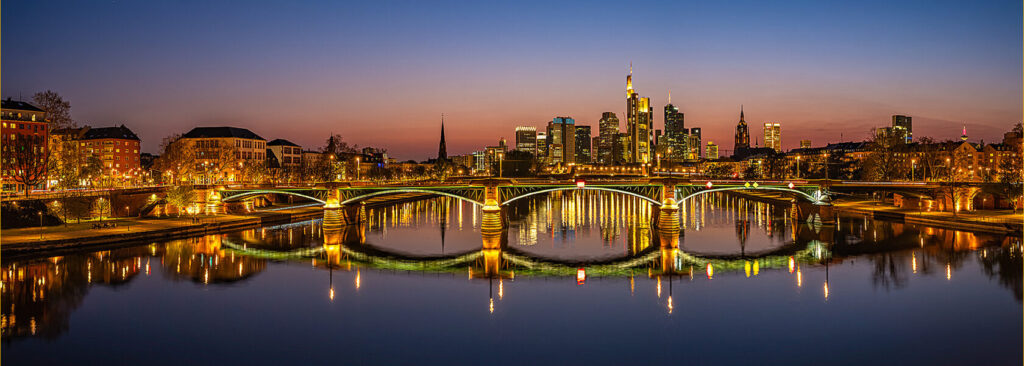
left=654, top=129, right=662, bottom=146
left=664, top=98, right=686, bottom=161
left=705, top=142, right=719, bottom=160
left=614, top=133, right=630, bottom=164
left=536, top=132, right=548, bottom=159
left=687, top=127, right=702, bottom=160
left=437, top=115, right=448, bottom=162
left=515, top=126, right=538, bottom=155
left=763, top=122, right=782, bottom=152
left=625, top=64, right=653, bottom=164
left=592, top=136, right=600, bottom=163
left=598, top=112, right=619, bottom=164
left=546, top=117, right=576, bottom=165
left=734, top=106, right=750, bottom=153
left=800, top=139, right=811, bottom=149
left=892, top=115, right=912, bottom=143
left=574, top=125, right=592, bottom=164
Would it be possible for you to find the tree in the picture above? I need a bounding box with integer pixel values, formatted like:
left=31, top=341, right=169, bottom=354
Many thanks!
left=701, top=162, right=734, bottom=179
left=165, top=186, right=197, bottom=216
left=6, top=134, right=50, bottom=195
left=32, top=91, right=74, bottom=130
left=997, top=143, right=1022, bottom=212
left=915, top=137, right=940, bottom=180
left=154, top=134, right=196, bottom=184
left=92, top=196, right=111, bottom=220
left=241, top=161, right=270, bottom=184
left=938, top=148, right=971, bottom=217
left=864, top=131, right=909, bottom=181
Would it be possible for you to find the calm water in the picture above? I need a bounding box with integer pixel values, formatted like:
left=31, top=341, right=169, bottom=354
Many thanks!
left=2, top=192, right=1021, bottom=365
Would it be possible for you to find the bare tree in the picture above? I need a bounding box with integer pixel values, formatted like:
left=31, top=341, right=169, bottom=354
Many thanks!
left=864, top=131, right=909, bottom=181
left=31, top=91, right=75, bottom=130
left=154, top=134, right=196, bottom=184
left=6, top=135, right=50, bottom=195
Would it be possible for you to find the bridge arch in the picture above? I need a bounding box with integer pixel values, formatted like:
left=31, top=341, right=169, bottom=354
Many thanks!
left=340, top=188, right=484, bottom=206
left=221, top=190, right=326, bottom=204
left=678, top=186, right=826, bottom=204
left=500, top=186, right=662, bottom=206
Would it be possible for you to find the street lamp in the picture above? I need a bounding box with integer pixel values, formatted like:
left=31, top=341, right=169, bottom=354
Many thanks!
left=39, top=211, right=44, bottom=240
left=795, top=155, right=801, bottom=179
left=497, top=152, right=504, bottom=178
left=910, top=159, right=916, bottom=181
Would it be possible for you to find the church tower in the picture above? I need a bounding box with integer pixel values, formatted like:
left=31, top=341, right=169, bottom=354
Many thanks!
left=438, top=114, right=448, bottom=162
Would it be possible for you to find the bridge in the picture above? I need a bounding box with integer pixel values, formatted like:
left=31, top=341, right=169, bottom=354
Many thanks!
left=214, top=178, right=838, bottom=228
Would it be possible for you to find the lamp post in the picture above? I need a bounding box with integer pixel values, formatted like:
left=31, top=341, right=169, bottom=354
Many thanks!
left=796, top=155, right=801, bottom=179
left=39, top=211, right=44, bottom=240
left=355, top=157, right=361, bottom=181
left=498, top=152, right=504, bottom=178
left=911, top=159, right=916, bottom=181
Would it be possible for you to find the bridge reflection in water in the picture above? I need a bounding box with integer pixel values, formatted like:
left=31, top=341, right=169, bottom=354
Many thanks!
left=1, top=192, right=1020, bottom=340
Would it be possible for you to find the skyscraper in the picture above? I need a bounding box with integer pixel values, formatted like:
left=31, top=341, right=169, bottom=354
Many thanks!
left=536, top=131, right=548, bottom=159
left=705, top=142, right=719, bottom=160
left=663, top=97, right=686, bottom=161
left=625, top=64, right=653, bottom=164
left=598, top=112, right=619, bottom=164
left=800, top=139, right=811, bottom=149
left=574, top=125, right=592, bottom=164
left=687, top=127, right=702, bottom=160
left=546, top=117, right=576, bottom=165
left=763, top=122, right=781, bottom=152
left=892, top=115, right=912, bottom=143
left=734, top=107, right=749, bottom=154
left=515, top=126, right=538, bottom=155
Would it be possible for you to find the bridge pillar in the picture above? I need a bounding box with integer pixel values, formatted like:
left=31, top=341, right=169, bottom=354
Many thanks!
left=792, top=200, right=836, bottom=225
left=482, top=184, right=502, bottom=213
left=204, top=189, right=224, bottom=215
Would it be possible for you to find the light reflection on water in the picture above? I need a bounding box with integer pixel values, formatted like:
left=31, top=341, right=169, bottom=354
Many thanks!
left=1, top=192, right=1020, bottom=365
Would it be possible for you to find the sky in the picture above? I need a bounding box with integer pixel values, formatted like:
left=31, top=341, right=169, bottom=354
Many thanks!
left=2, top=0, right=1021, bottom=160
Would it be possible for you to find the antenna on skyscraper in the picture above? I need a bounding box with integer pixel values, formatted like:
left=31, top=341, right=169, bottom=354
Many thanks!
left=668, top=90, right=671, bottom=104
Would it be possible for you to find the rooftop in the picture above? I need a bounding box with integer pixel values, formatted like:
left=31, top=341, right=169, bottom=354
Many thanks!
left=82, top=125, right=140, bottom=141
left=1, top=98, right=45, bottom=113
left=182, top=126, right=264, bottom=140
left=268, top=138, right=299, bottom=147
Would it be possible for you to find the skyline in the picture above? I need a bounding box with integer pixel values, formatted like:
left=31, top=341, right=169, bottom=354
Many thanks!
left=2, top=0, right=1021, bottom=160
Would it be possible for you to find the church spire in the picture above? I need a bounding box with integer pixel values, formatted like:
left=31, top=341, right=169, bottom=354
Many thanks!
left=438, top=114, right=448, bottom=161
left=740, top=105, right=745, bottom=121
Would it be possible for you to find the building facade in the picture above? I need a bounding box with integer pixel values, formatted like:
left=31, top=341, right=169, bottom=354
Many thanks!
left=546, top=117, right=575, bottom=165
left=597, top=112, right=619, bottom=164
left=79, top=125, right=142, bottom=182
left=515, top=126, right=538, bottom=155
left=625, top=66, right=653, bottom=164
left=179, top=127, right=266, bottom=184
left=1, top=99, right=49, bottom=193
left=892, top=115, right=912, bottom=143
left=574, top=125, right=592, bottom=164
left=763, top=122, right=781, bottom=152
left=705, top=142, right=719, bottom=160
left=663, top=101, right=686, bottom=161
left=267, top=139, right=302, bottom=169
left=686, top=127, right=702, bottom=160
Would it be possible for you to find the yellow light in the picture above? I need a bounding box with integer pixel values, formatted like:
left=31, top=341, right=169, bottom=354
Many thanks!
left=823, top=282, right=829, bottom=299
left=797, top=268, right=802, bottom=287
left=489, top=298, right=494, bottom=314
left=912, top=253, right=917, bottom=273
left=946, top=263, right=951, bottom=280
left=498, top=279, right=503, bottom=299
left=706, top=263, right=714, bottom=279
left=788, top=256, right=795, bottom=273
left=656, top=277, right=662, bottom=298
left=329, top=287, right=335, bottom=301
left=355, top=269, right=361, bottom=289
left=667, top=296, right=673, bottom=314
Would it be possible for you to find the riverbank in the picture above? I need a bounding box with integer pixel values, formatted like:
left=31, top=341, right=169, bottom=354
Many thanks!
left=725, top=190, right=1023, bottom=234
left=0, top=205, right=324, bottom=256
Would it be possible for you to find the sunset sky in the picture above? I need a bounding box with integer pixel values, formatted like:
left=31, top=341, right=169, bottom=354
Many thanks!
left=3, top=0, right=1021, bottom=160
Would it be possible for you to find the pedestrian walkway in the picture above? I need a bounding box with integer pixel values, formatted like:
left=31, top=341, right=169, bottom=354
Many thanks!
left=1, top=205, right=323, bottom=247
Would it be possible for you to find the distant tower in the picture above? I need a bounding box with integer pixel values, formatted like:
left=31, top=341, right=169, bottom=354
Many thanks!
left=734, top=106, right=750, bottom=154
left=438, top=114, right=448, bottom=161
left=960, top=125, right=968, bottom=141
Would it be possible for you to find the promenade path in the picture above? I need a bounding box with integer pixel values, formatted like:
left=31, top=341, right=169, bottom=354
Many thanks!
left=1, top=205, right=322, bottom=248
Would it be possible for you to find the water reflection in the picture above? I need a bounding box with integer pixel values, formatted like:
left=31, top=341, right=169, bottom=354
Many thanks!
left=1, top=192, right=1021, bottom=344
